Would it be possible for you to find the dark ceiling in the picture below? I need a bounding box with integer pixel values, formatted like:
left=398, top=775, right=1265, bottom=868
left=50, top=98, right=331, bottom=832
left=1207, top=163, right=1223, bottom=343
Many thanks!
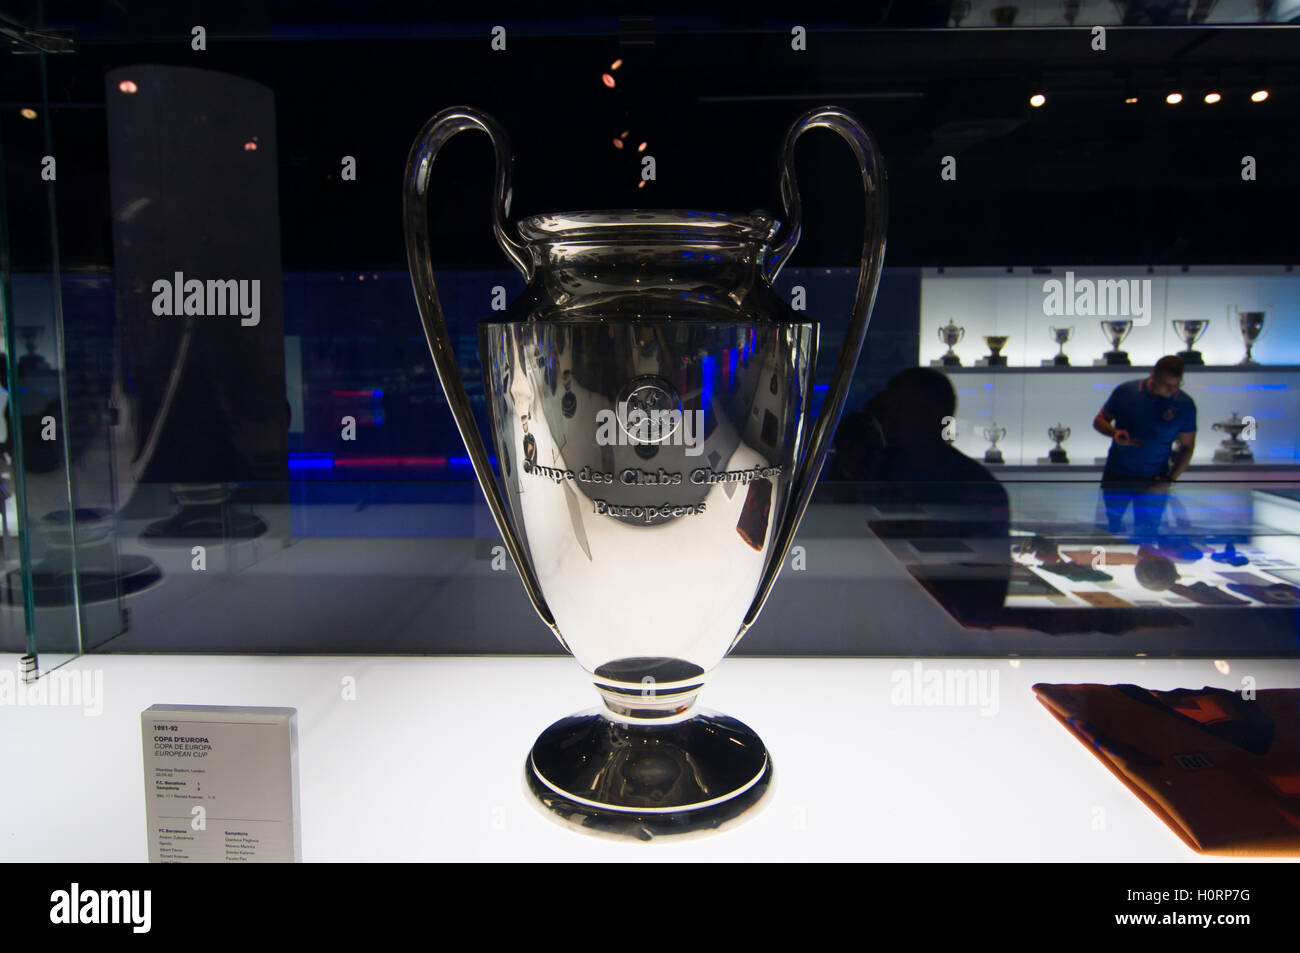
left=2, top=1, right=1298, bottom=271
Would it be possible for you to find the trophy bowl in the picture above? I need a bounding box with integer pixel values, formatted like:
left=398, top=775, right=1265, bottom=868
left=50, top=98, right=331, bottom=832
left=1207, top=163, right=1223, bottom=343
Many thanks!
left=1097, top=319, right=1133, bottom=366
left=978, top=334, right=1010, bottom=367
left=934, top=319, right=964, bottom=367
left=1171, top=319, right=1208, bottom=366
left=1233, top=306, right=1268, bottom=365
left=1047, top=423, right=1071, bottom=464
left=1213, top=411, right=1255, bottom=463
left=404, top=106, right=887, bottom=838
left=1045, top=325, right=1072, bottom=366
left=982, top=423, right=1006, bottom=464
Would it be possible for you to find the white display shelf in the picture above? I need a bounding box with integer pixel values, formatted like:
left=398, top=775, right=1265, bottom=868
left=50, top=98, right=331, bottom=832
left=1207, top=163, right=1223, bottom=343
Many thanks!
left=3, top=652, right=1298, bottom=862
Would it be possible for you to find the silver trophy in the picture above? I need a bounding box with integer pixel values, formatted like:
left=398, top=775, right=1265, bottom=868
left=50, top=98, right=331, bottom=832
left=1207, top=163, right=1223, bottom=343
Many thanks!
left=1096, top=319, right=1133, bottom=365
left=933, top=319, right=964, bottom=367
left=1172, top=319, right=1208, bottom=366
left=982, top=422, right=1007, bottom=464
left=977, top=334, right=1009, bottom=367
left=1044, top=325, right=1072, bottom=366
left=1212, top=411, right=1255, bottom=464
left=1232, top=306, right=1268, bottom=365
left=1047, top=423, right=1071, bottom=464
left=404, top=106, right=887, bottom=837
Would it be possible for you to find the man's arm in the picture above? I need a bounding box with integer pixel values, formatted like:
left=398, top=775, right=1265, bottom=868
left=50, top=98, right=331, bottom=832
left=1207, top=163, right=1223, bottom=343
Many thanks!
left=1093, top=408, right=1140, bottom=445
left=1164, top=432, right=1196, bottom=481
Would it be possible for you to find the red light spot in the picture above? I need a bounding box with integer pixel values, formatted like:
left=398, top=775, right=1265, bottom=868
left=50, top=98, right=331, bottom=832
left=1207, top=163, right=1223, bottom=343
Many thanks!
left=613, top=138, right=624, bottom=149
left=601, top=73, right=616, bottom=88
left=637, top=180, right=646, bottom=189
left=118, top=80, right=139, bottom=94
left=244, top=141, right=258, bottom=151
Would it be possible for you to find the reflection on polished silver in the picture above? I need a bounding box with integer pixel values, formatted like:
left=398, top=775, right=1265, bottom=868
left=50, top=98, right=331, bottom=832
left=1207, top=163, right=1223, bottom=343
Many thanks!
left=404, top=105, right=887, bottom=837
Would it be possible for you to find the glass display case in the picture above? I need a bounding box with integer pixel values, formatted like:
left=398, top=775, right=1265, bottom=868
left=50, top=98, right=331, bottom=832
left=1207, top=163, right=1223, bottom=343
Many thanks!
left=1, top=6, right=1298, bottom=669
left=5, top=0, right=1300, bottom=869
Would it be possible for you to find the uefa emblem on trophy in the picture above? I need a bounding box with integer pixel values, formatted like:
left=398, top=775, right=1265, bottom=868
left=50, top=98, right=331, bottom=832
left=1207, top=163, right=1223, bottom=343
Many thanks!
left=1171, top=319, right=1208, bottom=366
left=1046, top=423, right=1071, bottom=464
left=977, top=334, right=1009, bottom=367
left=933, top=319, right=964, bottom=367
left=1232, top=306, right=1268, bottom=366
left=1212, top=411, right=1255, bottom=464
left=1043, top=326, right=1072, bottom=366
left=982, top=423, right=1007, bottom=464
left=1096, top=319, right=1133, bottom=366
left=405, top=106, right=887, bottom=837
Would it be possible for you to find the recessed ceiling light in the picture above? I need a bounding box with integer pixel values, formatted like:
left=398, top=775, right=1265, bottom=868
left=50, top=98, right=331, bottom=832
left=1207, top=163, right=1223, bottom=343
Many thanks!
left=1029, top=93, right=1046, bottom=107
left=1166, top=92, right=1183, bottom=105
left=19, top=108, right=37, bottom=120
left=1251, top=89, right=1269, bottom=102
left=118, top=80, right=139, bottom=94
left=1204, top=92, right=1221, bottom=104
left=1124, top=96, right=1138, bottom=104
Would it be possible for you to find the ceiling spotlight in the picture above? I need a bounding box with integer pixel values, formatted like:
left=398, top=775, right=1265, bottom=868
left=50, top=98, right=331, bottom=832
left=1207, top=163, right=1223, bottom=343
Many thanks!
left=1204, top=92, right=1221, bottom=104
left=612, top=138, right=624, bottom=149
left=1166, top=92, right=1183, bottom=104
left=1251, top=89, right=1269, bottom=102
left=1029, top=93, right=1046, bottom=108
left=610, top=59, right=623, bottom=71
left=601, top=73, right=616, bottom=88
left=1124, top=96, right=1138, bottom=104
left=244, top=141, right=258, bottom=151
left=19, top=108, right=37, bottom=120
left=637, top=141, right=647, bottom=152
left=118, top=80, right=139, bottom=94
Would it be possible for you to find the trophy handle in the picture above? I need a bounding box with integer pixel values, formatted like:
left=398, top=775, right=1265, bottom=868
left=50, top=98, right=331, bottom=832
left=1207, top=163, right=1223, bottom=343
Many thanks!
left=743, top=106, right=888, bottom=629
left=403, top=106, right=556, bottom=629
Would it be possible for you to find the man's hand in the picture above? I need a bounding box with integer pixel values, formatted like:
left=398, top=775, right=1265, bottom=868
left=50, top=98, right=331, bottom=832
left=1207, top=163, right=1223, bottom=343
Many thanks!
left=1149, top=477, right=1172, bottom=493
left=1113, top=429, right=1144, bottom=447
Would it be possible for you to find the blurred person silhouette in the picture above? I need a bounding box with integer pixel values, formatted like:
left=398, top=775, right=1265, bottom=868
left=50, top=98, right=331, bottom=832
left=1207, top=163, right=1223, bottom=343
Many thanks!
left=838, top=367, right=1011, bottom=625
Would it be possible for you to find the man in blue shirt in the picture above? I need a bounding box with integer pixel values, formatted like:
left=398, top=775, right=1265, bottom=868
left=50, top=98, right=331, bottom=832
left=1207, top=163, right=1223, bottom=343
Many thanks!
left=1092, top=355, right=1197, bottom=539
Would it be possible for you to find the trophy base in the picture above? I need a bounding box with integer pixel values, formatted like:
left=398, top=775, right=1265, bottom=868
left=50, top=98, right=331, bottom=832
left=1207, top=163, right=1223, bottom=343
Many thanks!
left=1176, top=349, right=1204, bottom=365
left=525, top=708, right=773, bottom=840
left=1045, top=450, right=1070, bottom=464
left=1042, top=356, right=1070, bottom=366
left=983, top=450, right=1004, bottom=464
left=930, top=355, right=961, bottom=368
left=975, top=356, right=1007, bottom=367
left=1213, top=447, right=1255, bottom=464
left=1094, top=352, right=1130, bottom=366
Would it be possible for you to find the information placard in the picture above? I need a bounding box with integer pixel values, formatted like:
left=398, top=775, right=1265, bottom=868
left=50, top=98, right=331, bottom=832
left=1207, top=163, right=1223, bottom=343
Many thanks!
left=142, top=705, right=301, bottom=863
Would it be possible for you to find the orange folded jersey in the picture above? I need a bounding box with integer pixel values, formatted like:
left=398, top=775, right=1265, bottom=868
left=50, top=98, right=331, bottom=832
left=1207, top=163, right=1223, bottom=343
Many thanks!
left=1034, top=682, right=1300, bottom=857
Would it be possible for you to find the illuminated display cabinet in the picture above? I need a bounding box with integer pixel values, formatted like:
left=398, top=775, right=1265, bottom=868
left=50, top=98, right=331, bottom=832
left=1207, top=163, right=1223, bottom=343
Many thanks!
left=920, top=266, right=1299, bottom=469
